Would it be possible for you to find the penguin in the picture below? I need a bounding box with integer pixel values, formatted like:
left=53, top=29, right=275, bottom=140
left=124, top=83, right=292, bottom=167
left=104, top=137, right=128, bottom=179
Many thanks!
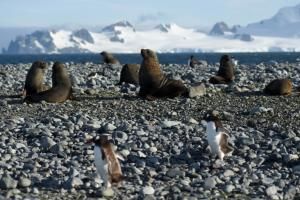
left=88, top=134, right=124, bottom=189
left=203, top=112, right=233, bottom=161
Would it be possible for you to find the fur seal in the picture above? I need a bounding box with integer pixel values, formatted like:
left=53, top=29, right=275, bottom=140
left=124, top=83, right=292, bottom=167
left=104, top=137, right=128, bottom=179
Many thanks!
left=204, top=111, right=233, bottom=161
left=117, top=64, right=140, bottom=85
left=23, top=61, right=49, bottom=97
left=209, top=54, right=235, bottom=84
left=263, top=78, right=292, bottom=95
left=139, top=49, right=188, bottom=100
left=24, top=62, right=73, bottom=103
left=100, top=51, right=120, bottom=65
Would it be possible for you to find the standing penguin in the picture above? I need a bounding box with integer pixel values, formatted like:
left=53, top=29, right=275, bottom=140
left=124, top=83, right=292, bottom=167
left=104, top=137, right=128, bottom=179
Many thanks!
left=88, top=134, right=124, bottom=189
left=203, top=111, right=233, bottom=161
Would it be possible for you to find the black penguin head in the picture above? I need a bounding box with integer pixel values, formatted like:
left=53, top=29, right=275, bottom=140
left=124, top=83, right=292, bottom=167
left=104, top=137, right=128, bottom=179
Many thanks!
left=203, top=111, right=223, bottom=130
left=87, top=134, right=111, bottom=147
left=203, top=110, right=220, bottom=122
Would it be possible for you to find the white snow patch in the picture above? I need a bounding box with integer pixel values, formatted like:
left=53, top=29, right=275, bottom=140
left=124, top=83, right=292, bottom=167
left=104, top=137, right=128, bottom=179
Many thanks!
left=34, top=41, right=45, bottom=53
left=50, top=30, right=74, bottom=49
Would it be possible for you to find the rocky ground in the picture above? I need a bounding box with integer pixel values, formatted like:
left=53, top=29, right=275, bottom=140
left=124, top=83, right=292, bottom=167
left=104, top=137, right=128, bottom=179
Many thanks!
left=0, top=61, right=300, bottom=200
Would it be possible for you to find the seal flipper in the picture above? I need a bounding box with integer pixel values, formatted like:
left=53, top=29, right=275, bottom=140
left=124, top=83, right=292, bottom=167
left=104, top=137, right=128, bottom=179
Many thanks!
left=209, top=76, right=227, bottom=84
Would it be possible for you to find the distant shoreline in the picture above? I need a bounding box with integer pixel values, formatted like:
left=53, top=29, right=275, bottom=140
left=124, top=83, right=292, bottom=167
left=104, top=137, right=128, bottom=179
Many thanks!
left=0, top=52, right=300, bottom=65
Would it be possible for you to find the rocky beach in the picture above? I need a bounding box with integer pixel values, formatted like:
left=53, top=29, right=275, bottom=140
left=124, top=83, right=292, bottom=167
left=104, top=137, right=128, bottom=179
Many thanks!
left=0, top=60, right=300, bottom=199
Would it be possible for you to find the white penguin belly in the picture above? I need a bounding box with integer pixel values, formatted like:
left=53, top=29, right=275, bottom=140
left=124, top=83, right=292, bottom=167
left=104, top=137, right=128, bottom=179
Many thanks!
left=94, top=146, right=109, bottom=185
left=206, top=122, right=221, bottom=155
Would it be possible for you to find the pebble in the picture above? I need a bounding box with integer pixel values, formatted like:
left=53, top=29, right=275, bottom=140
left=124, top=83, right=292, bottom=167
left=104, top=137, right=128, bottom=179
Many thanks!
left=0, top=62, right=299, bottom=199
left=225, top=184, right=235, bottom=193
left=103, top=123, right=117, bottom=131
left=189, top=83, right=206, bottom=98
left=18, top=177, right=31, bottom=188
left=102, top=187, right=114, bottom=197
left=224, top=169, right=235, bottom=177
left=162, top=120, right=181, bottom=128
left=0, top=174, right=17, bottom=189
left=204, top=177, right=216, bottom=189
left=167, top=168, right=184, bottom=178
left=142, top=186, right=155, bottom=195
left=266, top=186, right=278, bottom=196
left=40, top=136, right=56, bottom=149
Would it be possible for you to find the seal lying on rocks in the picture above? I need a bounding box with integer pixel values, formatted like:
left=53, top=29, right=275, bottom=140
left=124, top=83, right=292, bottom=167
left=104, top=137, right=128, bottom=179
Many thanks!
left=23, top=61, right=49, bottom=97
left=100, top=51, right=120, bottom=65
left=209, top=54, right=235, bottom=84
left=263, top=78, right=292, bottom=95
left=24, top=62, right=73, bottom=103
left=117, top=64, right=140, bottom=85
left=139, top=49, right=188, bottom=100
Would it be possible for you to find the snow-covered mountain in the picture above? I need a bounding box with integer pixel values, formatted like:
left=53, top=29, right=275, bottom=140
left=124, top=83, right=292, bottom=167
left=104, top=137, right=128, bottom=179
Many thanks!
left=208, top=22, right=253, bottom=42
left=3, top=4, right=300, bottom=54
left=237, top=4, right=300, bottom=37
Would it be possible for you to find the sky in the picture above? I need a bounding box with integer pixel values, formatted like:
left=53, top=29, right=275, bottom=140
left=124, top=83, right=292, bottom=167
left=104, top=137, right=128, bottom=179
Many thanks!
left=0, top=0, right=300, bottom=29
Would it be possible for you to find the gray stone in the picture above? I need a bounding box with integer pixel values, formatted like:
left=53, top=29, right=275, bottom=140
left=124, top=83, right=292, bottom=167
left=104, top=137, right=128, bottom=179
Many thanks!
left=266, top=186, right=278, bottom=196
left=188, top=118, right=198, bottom=124
left=149, top=147, right=157, bottom=153
left=189, top=83, right=206, bottom=98
left=292, top=165, right=300, bottom=173
left=113, top=131, right=128, bottom=142
left=204, top=177, right=216, bottom=189
left=49, top=143, right=66, bottom=157
left=102, top=187, right=114, bottom=197
left=121, top=149, right=130, bottom=157
left=167, top=168, right=184, bottom=178
left=18, top=177, right=31, bottom=188
left=262, top=177, right=274, bottom=185
left=104, top=123, right=117, bottom=131
left=284, top=186, right=297, bottom=200
left=225, top=184, right=235, bottom=193
left=142, top=186, right=155, bottom=195
left=40, top=136, right=56, bottom=149
left=224, top=169, right=235, bottom=177
left=162, top=120, right=181, bottom=128
left=0, top=174, right=17, bottom=189
left=64, top=177, right=83, bottom=189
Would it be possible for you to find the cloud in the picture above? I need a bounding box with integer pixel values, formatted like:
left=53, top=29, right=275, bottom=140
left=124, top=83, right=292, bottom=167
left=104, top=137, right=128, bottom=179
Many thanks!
left=137, top=12, right=167, bottom=23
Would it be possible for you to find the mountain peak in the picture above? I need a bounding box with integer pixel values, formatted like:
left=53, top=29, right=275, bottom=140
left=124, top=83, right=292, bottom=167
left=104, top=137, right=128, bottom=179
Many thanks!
left=155, top=23, right=181, bottom=32
left=238, top=3, right=300, bottom=37
left=273, top=3, right=300, bottom=24
left=72, top=29, right=94, bottom=44
left=102, top=21, right=135, bottom=32
left=209, top=22, right=231, bottom=35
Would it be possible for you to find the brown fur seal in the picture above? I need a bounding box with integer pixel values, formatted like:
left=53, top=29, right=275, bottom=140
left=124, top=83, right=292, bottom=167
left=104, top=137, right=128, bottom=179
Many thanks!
left=209, top=54, right=235, bottom=84
left=24, top=62, right=73, bottom=103
left=139, top=49, right=188, bottom=100
left=23, top=61, right=49, bottom=97
left=264, top=78, right=292, bottom=95
left=100, top=51, right=120, bottom=65
left=117, top=64, right=140, bottom=85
